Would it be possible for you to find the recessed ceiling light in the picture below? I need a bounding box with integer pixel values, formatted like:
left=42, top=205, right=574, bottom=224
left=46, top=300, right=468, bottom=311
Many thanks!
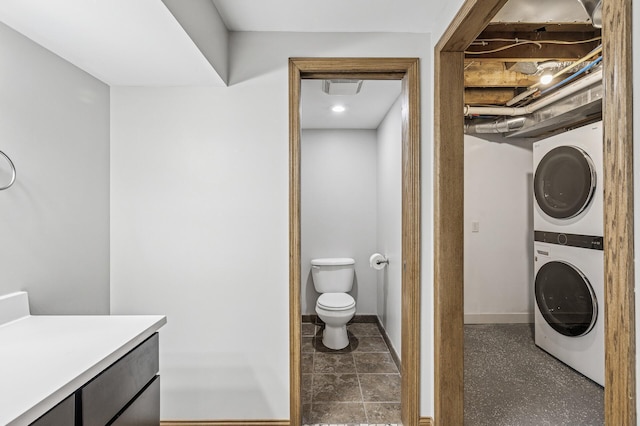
left=331, top=105, right=346, bottom=113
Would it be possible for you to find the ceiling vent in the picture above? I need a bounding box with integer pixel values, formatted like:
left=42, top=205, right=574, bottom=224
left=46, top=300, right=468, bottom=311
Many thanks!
left=577, top=0, right=602, bottom=28
left=322, top=79, right=363, bottom=96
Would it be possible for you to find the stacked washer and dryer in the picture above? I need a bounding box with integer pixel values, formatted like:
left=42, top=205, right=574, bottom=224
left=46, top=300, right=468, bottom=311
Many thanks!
left=532, top=121, right=604, bottom=387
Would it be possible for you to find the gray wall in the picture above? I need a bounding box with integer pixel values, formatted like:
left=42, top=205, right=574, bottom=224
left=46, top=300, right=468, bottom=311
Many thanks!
left=301, top=129, right=378, bottom=315
left=110, top=31, right=432, bottom=420
left=0, top=23, right=110, bottom=314
left=376, top=97, right=402, bottom=356
left=463, top=135, right=533, bottom=324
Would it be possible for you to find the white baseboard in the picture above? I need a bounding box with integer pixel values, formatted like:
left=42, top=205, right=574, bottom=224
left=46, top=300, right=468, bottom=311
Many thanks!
left=464, top=312, right=533, bottom=324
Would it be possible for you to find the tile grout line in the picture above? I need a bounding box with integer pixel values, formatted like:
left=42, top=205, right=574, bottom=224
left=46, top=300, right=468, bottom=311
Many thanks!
left=353, top=348, right=369, bottom=424
left=309, top=329, right=315, bottom=422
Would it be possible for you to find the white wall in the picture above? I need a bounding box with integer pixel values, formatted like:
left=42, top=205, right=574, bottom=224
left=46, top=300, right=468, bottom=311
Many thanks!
left=430, top=1, right=465, bottom=46
left=464, top=135, right=534, bottom=323
left=0, top=23, right=110, bottom=315
left=376, top=97, right=403, bottom=356
left=301, top=130, right=378, bottom=315
left=110, top=31, right=433, bottom=420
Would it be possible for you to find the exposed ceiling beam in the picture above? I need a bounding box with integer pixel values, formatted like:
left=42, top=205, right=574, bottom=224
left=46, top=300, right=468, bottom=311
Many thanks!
left=485, top=22, right=599, bottom=32
left=464, top=61, right=538, bottom=87
left=464, top=88, right=516, bottom=105
left=466, top=28, right=601, bottom=61
left=463, top=22, right=602, bottom=106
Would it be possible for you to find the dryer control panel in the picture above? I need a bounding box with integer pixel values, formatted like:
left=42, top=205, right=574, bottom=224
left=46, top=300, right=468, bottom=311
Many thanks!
left=534, top=230, right=603, bottom=250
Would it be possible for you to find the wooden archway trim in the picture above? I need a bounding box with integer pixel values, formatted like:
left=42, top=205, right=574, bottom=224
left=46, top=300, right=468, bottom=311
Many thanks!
left=289, top=57, right=421, bottom=426
left=433, top=0, right=635, bottom=424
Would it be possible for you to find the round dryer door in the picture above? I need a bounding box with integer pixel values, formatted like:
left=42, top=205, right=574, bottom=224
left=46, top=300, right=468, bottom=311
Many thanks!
left=534, top=146, right=596, bottom=219
left=535, top=261, right=597, bottom=337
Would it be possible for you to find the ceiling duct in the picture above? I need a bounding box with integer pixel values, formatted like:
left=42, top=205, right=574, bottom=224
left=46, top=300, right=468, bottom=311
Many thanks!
left=465, top=117, right=527, bottom=134
left=465, top=82, right=602, bottom=138
left=510, top=61, right=575, bottom=76
left=504, top=82, right=602, bottom=138
left=322, top=79, right=363, bottom=96
left=577, top=0, right=602, bottom=28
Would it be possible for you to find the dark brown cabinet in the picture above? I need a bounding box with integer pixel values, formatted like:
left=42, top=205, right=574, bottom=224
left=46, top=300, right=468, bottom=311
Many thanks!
left=30, top=334, right=160, bottom=426
left=30, top=394, right=75, bottom=426
left=112, top=376, right=160, bottom=426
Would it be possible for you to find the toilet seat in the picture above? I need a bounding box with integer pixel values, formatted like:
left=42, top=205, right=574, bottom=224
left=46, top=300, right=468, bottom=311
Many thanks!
left=316, top=293, right=356, bottom=311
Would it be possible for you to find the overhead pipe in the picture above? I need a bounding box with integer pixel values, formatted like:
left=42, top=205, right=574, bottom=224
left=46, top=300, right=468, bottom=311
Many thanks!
left=505, top=87, right=538, bottom=107
left=505, top=45, right=602, bottom=106
left=539, top=56, right=602, bottom=95
left=527, top=46, right=602, bottom=92
left=465, top=116, right=526, bottom=134
left=464, top=68, right=603, bottom=117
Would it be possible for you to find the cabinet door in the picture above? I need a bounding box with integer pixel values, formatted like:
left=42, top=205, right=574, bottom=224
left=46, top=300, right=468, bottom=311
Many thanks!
left=30, top=394, right=74, bottom=426
left=82, top=334, right=159, bottom=426
left=111, top=376, right=160, bottom=426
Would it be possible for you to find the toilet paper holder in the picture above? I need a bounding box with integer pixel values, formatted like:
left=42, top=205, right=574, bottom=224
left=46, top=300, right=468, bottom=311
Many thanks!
left=369, top=253, right=389, bottom=270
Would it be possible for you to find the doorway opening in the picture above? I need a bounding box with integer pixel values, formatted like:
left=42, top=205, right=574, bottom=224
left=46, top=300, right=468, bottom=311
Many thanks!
left=289, top=58, right=421, bottom=426
left=434, top=0, right=635, bottom=425
left=299, top=78, right=402, bottom=423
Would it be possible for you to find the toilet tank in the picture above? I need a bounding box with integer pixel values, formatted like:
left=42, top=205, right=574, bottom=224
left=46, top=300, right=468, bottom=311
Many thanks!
left=311, top=258, right=355, bottom=293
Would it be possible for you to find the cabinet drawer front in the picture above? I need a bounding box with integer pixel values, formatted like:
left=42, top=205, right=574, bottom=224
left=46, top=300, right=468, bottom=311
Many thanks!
left=82, top=334, right=159, bottom=426
left=111, top=375, right=160, bottom=426
left=30, top=394, right=75, bottom=426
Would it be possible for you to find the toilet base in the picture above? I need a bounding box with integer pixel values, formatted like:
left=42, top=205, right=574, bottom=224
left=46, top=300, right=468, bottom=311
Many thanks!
left=316, top=302, right=355, bottom=351
left=322, top=324, right=349, bottom=350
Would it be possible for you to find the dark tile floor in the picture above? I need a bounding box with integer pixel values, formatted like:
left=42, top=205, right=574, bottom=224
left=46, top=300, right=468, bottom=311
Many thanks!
left=301, top=320, right=402, bottom=425
left=465, top=324, right=604, bottom=426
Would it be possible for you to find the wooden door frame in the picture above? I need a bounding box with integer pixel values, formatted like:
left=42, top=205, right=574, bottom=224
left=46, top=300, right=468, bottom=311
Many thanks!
left=289, top=57, right=421, bottom=426
left=433, top=0, right=635, bottom=425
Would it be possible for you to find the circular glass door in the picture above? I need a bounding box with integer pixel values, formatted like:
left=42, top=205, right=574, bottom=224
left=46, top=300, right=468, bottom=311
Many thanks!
left=534, top=146, right=596, bottom=219
left=535, top=261, right=597, bottom=337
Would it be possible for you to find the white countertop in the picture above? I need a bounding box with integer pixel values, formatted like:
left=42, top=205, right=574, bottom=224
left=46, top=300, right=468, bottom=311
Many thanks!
left=0, top=314, right=166, bottom=425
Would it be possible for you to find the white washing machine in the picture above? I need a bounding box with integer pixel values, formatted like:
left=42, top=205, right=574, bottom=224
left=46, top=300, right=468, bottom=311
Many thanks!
left=533, top=122, right=603, bottom=237
left=534, top=232, right=604, bottom=386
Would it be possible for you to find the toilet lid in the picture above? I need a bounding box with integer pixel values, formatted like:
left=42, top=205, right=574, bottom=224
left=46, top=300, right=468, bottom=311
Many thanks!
left=317, top=293, right=356, bottom=311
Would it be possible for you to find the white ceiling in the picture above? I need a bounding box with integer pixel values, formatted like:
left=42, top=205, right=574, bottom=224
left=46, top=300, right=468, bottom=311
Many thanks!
left=301, top=80, right=401, bottom=130
left=0, top=0, right=440, bottom=87
left=492, top=0, right=590, bottom=24
left=0, top=0, right=224, bottom=86
left=0, top=0, right=591, bottom=87
left=212, top=0, right=591, bottom=32
left=212, top=0, right=438, bottom=33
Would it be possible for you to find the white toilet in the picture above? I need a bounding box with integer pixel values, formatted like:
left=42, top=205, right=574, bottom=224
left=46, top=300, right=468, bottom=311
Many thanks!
left=311, top=257, right=356, bottom=350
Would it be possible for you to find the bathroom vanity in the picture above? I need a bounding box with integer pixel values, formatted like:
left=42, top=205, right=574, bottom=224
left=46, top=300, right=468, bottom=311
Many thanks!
left=0, top=292, right=166, bottom=425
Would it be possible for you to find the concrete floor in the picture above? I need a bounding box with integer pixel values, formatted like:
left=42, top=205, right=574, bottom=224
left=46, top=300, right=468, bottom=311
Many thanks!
left=465, top=324, right=604, bottom=426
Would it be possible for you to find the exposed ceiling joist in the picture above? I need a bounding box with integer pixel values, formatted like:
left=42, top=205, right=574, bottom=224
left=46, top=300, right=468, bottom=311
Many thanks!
left=485, top=22, right=598, bottom=33
left=464, top=61, right=538, bottom=87
left=465, top=88, right=516, bottom=106
left=463, top=19, right=602, bottom=107
left=466, top=27, right=601, bottom=61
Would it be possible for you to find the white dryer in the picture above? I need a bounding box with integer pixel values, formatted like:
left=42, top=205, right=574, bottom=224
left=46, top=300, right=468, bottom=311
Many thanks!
left=534, top=231, right=604, bottom=386
left=533, top=122, right=603, bottom=236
